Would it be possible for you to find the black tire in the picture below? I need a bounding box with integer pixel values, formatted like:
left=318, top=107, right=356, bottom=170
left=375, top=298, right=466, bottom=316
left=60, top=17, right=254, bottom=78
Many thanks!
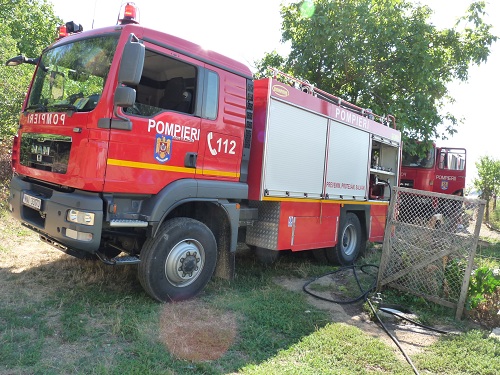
left=255, top=246, right=280, bottom=264
left=326, top=213, right=364, bottom=265
left=311, top=248, right=329, bottom=263
left=138, top=217, right=217, bottom=302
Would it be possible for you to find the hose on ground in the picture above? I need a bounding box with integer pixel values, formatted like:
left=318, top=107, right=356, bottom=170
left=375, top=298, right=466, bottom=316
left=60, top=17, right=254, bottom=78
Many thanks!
left=302, top=264, right=378, bottom=304
left=366, top=297, right=420, bottom=375
left=302, top=263, right=453, bottom=375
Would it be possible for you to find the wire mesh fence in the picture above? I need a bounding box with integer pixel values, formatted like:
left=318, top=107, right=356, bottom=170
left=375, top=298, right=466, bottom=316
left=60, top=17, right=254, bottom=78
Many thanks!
left=377, top=187, right=486, bottom=320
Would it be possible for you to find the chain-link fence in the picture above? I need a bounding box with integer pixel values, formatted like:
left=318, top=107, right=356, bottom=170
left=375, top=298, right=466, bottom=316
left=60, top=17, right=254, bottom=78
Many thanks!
left=377, top=187, right=486, bottom=319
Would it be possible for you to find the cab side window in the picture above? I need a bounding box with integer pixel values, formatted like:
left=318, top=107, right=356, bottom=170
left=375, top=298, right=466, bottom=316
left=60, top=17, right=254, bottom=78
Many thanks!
left=125, top=49, right=196, bottom=117
left=438, top=149, right=466, bottom=171
left=202, top=70, right=219, bottom=120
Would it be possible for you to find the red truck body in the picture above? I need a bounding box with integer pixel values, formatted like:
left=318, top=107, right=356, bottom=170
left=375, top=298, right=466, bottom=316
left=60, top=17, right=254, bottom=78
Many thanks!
left=7, top=9, right=402, bottom=302
left=400, top=145, right=466, bottom=196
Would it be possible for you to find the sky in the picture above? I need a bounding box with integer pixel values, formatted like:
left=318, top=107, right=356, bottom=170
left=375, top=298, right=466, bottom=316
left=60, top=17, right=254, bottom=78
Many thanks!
left=48, top=0, right=499, bottom=188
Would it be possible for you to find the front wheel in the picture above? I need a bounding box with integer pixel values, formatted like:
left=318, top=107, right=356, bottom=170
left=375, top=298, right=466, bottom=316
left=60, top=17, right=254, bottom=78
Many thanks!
left=138, top=217, right=217, bottom=302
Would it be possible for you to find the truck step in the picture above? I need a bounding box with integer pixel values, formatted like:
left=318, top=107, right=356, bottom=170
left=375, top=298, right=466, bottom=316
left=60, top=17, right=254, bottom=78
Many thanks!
left=96, top=251, right=141, bottom=265
left=112, top=255, right=141, bottom=265
left=110, top=219, right=148, bottom=227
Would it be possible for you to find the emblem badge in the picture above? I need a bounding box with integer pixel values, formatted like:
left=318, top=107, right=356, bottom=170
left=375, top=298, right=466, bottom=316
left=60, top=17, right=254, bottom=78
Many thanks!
left=154, top=134, right=172, bottom=163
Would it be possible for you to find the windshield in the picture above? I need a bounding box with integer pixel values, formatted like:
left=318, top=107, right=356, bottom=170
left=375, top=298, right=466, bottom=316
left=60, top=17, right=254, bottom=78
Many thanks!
left=27, top=35, right=119, bottom=113
left=401, top=147, right=435, bottom=169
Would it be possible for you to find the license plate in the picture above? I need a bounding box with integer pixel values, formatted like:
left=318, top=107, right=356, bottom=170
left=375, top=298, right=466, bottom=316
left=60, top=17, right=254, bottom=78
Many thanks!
left=23, top=193, right=42, bottom=210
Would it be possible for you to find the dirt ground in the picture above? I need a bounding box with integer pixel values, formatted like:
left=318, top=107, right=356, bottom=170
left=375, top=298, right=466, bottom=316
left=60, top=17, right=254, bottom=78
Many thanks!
left=477, top=222, right=500, bottom=244
left=273, top=275, right=445, bottom=360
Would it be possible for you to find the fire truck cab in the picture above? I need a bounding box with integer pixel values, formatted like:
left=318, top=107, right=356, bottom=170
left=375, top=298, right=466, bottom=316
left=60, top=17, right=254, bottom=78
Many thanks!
left=400, top=144, right=466, bottom=196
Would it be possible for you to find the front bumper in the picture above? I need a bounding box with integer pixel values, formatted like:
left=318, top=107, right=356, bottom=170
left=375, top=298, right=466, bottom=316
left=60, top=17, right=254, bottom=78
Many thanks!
left=8, top=175, right=104, bottom=254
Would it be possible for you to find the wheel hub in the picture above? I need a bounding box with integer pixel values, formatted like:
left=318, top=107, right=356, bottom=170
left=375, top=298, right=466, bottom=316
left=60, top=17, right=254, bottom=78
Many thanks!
left=341, top=224, right=357, bottom=256
left=178, top=251, right=200, bottom=277
left=165, top=239, right=205, bottom=287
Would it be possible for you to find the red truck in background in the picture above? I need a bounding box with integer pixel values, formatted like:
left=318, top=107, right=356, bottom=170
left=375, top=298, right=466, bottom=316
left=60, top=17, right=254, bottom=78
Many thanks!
left=398, top=144, right=467, bottom=229
left=6, top=3, right=402, bottom=302
left=400, top=144, right=466, bottom=197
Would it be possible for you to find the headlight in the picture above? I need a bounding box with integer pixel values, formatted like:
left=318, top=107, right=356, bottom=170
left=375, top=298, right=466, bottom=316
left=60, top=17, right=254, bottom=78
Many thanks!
left=67, top=209, right=95, bottom=226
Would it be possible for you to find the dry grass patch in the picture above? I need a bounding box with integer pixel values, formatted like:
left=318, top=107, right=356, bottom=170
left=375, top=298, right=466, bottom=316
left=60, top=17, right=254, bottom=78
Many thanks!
left=159, top=299, right=238, bottom=362
left=0, top=214, right=139, bottom=304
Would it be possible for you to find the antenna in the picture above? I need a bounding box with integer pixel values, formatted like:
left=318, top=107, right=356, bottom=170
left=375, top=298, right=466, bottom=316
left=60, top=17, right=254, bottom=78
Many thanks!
left=91, top=0, right=97, bottom=29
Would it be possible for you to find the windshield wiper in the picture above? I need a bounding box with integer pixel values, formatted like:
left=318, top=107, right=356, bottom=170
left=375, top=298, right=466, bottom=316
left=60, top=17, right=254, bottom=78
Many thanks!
left=26, top=103, right=48, bottom=112
left=48, top=103, right=78, bottom=112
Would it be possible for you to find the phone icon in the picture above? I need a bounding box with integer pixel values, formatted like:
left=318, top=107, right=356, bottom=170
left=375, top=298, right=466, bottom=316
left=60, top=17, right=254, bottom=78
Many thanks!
left=207, top=132, right=217, bottom=156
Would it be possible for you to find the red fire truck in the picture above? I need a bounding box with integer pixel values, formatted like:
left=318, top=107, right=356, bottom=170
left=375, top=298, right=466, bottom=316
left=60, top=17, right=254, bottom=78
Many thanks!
left=6, top=3, right=401, bottom=302
left=400, top=144, right=466, bottom=197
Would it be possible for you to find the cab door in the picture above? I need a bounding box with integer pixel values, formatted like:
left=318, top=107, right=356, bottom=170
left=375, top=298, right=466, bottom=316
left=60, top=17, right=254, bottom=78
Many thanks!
left=196, top=67, right=246, bottom=183
left=104, top=43, right=201, bottom=194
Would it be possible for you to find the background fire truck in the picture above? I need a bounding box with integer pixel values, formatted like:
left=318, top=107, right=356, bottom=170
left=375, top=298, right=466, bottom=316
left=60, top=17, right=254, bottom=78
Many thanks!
left=7, top=3, right=401, bottom=302
left=400, top=143, right=466, bottom=197
left=398, top=143, right=467, bottom=229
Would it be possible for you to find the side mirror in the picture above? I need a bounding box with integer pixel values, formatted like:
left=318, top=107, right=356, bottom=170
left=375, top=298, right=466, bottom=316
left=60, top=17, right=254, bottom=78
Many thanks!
left=118, top=34, right=145, bottom=86
left=114, top=86, right=136, bottom=107
left=5, top=55, right=39, bottom=67
left=112, top=86, right=136, bottom=130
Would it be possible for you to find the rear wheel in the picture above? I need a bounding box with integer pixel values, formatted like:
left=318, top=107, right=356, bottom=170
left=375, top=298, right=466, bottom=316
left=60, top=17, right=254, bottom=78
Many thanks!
left=326, top=213, right=364, bottom=265
left=138, top=217, right=217, bottom=302
left=255, top=246, right=280, bottom=264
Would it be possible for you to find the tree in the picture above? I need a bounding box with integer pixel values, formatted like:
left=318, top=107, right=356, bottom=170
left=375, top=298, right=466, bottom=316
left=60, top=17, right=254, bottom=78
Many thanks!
left=473, top=156, right=500, bottom=223
left=0, top=0, right=61, bottom=57
left=254, top=0, right=497, bottom=152
left=0, top=0, right=61, bottom=140
left=0, top=0, right=61, bottom=208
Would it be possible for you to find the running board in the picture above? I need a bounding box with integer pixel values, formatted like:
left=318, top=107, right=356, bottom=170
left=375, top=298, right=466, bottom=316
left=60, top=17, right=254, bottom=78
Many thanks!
left=96, top=252, right=141, bottom=265
left=110, top=219, right=148, bottom=227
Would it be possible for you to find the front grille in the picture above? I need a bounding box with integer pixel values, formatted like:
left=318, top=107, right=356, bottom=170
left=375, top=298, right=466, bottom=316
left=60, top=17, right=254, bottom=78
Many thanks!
left=20, top=133, right=72, bottom=174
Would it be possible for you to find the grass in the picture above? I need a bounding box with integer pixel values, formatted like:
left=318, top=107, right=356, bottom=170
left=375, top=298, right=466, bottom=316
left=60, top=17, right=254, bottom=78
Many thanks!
left=238, top=323, right=409, bottom=375
left=1, top=213, right=500, bottom=374
left=413, top=330, right=500, bottom=374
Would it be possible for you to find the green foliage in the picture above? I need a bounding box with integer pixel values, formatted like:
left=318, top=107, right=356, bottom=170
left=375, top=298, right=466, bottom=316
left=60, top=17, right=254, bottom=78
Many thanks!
left=444, top=258, right=467, bottom=300
left=0, top=141, right=13, bottom=210
left=473, top=155, right=500, bottom=222
left=254, top=0, right=497, bottom=148
left=467, top=266, right=500, bottom=309
left=0, top=0, right=62, bottom=201
left=0, top=23, right=32, bottom=139
left=0, top=0, right=61, bottom=140
left=0, top=0, right=62, bottom=57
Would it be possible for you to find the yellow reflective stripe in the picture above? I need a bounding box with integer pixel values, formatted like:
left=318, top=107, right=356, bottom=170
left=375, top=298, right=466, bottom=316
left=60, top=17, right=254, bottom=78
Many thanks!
left=262, top=196, right=389, bottom=205
left=107, top=158, right=240, bottom=178
left=198, top=169, right=240, bottom=178
left=107, top=158, right=191, bottom=173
